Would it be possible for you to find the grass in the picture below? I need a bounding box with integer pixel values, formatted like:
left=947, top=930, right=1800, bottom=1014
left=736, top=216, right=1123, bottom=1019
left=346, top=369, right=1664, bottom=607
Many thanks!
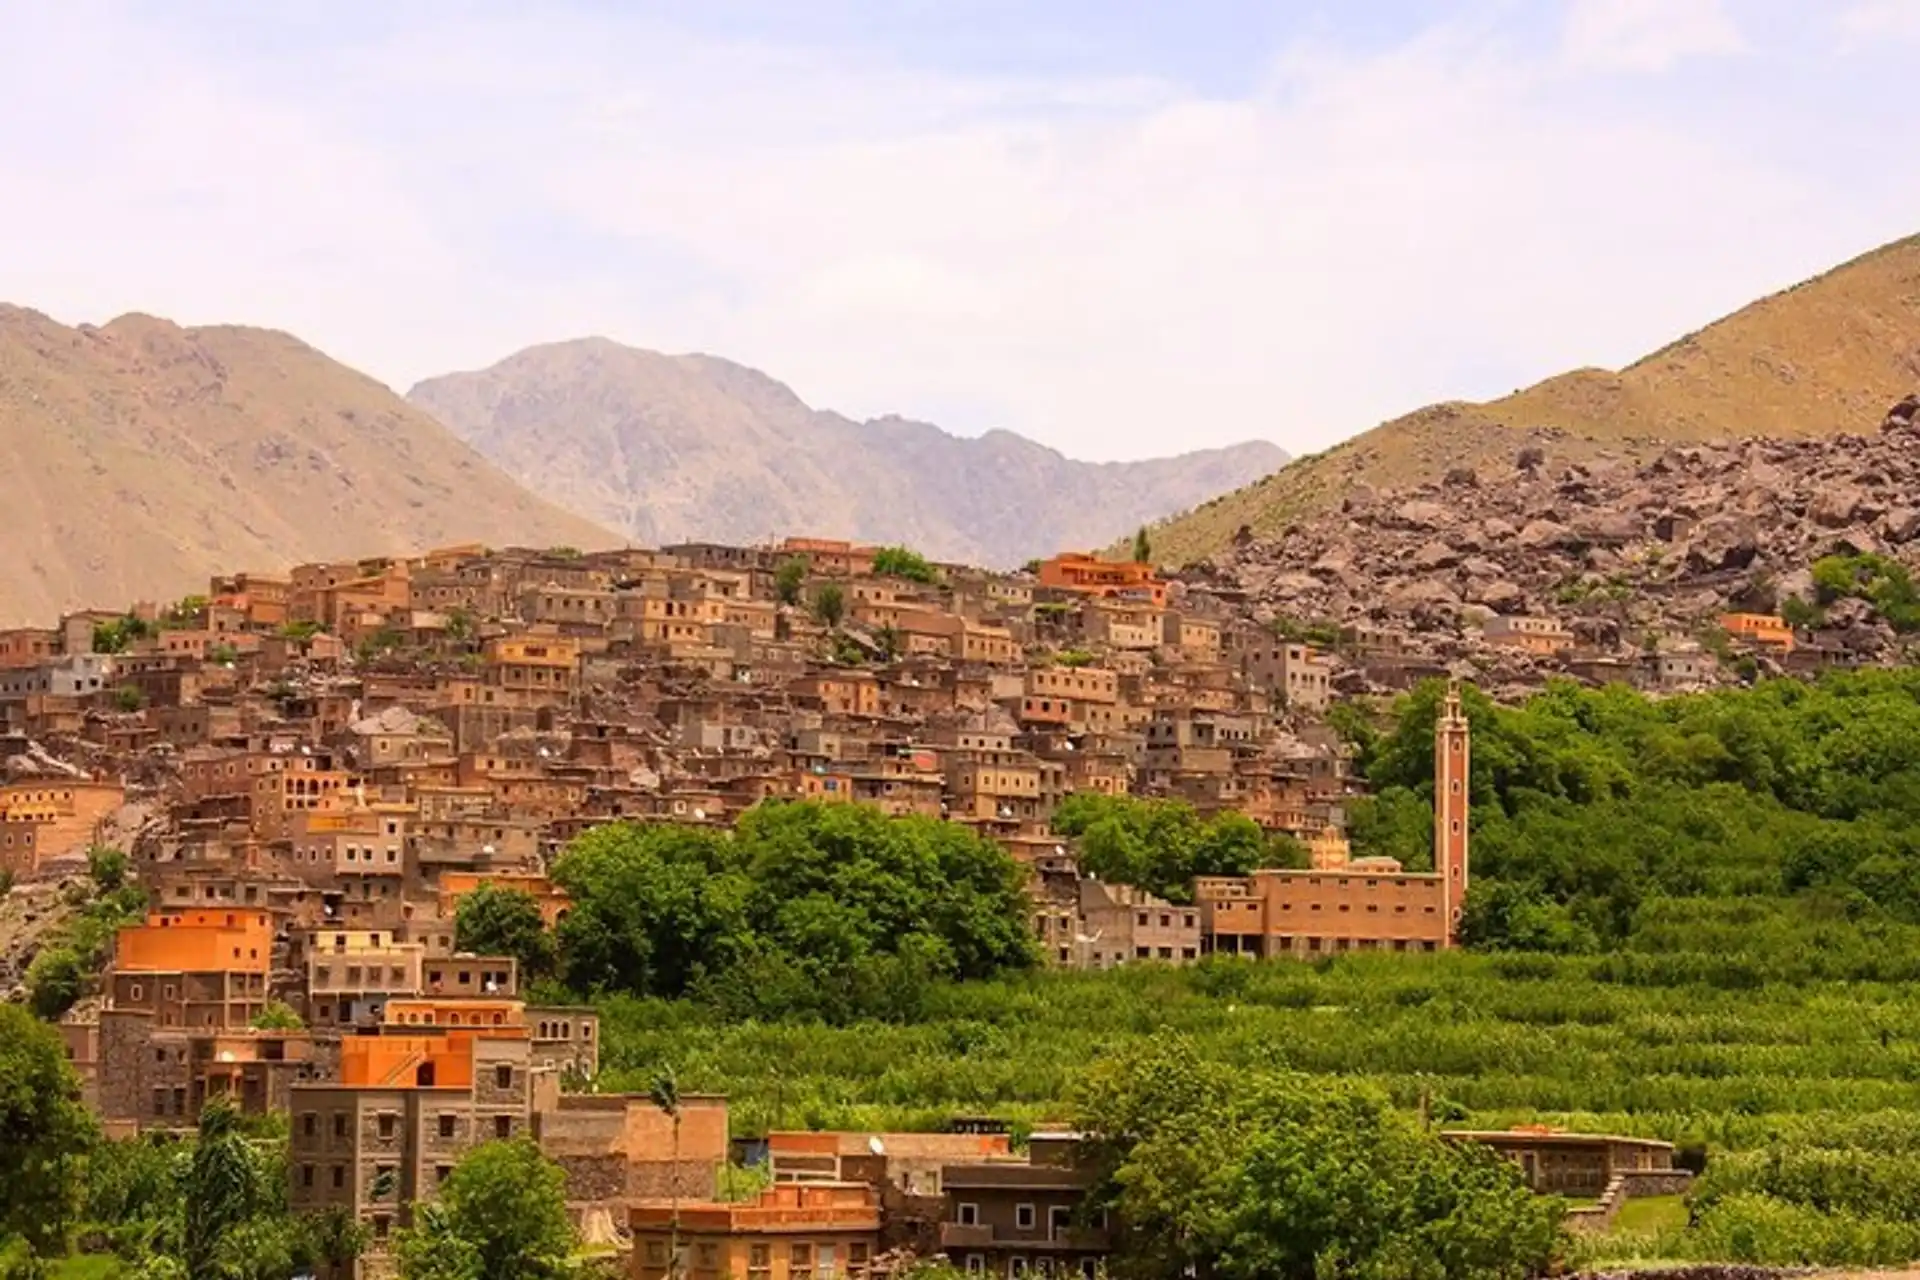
left=1613, top=1195, right=1690, bottom=1236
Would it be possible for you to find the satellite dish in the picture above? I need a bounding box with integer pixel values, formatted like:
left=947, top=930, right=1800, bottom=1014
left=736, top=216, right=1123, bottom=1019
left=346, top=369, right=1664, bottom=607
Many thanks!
left=868, top=1136, right=886, bottom=1156
left=693, top=808, right=706, bottom=821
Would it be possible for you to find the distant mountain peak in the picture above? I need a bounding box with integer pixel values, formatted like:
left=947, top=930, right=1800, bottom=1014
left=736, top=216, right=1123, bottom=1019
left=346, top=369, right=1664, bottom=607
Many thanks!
left=408, top=341, right=1287, bottom=566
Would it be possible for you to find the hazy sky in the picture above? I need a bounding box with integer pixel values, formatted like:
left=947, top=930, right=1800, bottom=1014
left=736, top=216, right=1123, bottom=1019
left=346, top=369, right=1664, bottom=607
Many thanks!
left=4, top=0, right=1918, bottom=461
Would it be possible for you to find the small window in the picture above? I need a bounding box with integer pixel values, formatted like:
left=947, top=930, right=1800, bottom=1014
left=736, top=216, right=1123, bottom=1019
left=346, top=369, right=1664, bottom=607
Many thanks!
left=439, top=1114, right=457, bottom=1139
left=958, top=1202, right=980, bottom=1226
left=496, top=1064, right=513, bottom=1089
left=1016, top=1204, right=1036, bottom=1230
left=494, top=1115, right=512, bottom=1140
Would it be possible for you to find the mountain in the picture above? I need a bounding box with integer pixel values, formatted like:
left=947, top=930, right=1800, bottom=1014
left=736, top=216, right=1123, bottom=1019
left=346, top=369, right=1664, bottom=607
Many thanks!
left=0, top=307, right=612, bottom=625
left=1187, top=395, right=1920, bottom=684
left=1149, top=233, right=1920, bottom=565
left=405, top=339, right=1287, bottom=567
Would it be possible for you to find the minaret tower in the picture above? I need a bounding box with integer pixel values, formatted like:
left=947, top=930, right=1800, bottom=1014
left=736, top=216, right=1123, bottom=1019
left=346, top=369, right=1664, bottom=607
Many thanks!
left=1434, top=679, right=1472, bottom=946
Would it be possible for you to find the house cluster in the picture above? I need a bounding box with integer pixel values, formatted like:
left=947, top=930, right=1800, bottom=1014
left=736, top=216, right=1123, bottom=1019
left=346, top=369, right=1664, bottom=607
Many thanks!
left=0, top=535, right=1484, bottom=1274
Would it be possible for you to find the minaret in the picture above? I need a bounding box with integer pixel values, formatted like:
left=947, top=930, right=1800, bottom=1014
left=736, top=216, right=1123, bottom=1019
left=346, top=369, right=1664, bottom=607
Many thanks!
left=1434, top=679, right=1471, bottom=946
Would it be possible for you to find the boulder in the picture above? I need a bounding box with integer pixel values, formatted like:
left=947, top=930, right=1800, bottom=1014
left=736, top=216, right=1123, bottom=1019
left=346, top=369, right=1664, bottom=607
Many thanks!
left=1389, top=500, right=1450, bottom=531
left=1884, top=507, right=1920, bottom=544
left=1410, top=539, right=1462, bottom=571
left=1516, top=519, right=1577, bottom=551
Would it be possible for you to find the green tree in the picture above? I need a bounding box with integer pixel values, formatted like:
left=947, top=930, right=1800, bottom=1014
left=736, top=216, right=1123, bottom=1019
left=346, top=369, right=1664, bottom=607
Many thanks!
left=182, top=1098, right=268, bottom=1280
left=396, top=1140, right=573, bottom=1280
left=88, top=846, right=129, bottom=893
left=1131, top=526, right=1152, bottom=564
left=25, top=945, right=87, bottom=1020
left=871, top=546, right=938, bottom=584
left=774, top=558, right=809, bottom=606
left=113, top=685, right=146, bottom=713
left=250, top=1000, right=305, bottom=1031
left=812, top=582, right=846, bottom=629
left=455, top=883, right=558, bottom=981
left=0, top=1006, right=98, bottom=1260
left=1074, top=1037, right=1562, bottom=1280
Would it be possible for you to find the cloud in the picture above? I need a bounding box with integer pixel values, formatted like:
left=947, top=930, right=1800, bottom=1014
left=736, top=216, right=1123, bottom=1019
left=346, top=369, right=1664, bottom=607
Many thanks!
left=1561, top=0, right=1746, bottom=72
left=0, top=3, right=1913, bottom=465
left=1837, top=0, right=1920, bottom=42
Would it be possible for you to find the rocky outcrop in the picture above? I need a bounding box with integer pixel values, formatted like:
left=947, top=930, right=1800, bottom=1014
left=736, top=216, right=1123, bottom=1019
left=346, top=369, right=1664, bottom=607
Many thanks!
left=1181, top=396, right=1920, bottom=689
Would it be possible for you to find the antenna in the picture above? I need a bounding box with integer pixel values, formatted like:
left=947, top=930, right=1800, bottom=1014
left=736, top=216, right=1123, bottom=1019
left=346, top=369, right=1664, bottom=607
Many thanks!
left=868, top=1135, right=886, bottom=1156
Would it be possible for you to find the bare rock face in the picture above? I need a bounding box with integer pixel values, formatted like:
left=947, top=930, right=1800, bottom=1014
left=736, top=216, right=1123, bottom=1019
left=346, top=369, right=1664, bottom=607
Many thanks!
left=1177, top=393, right=1920, bottom=684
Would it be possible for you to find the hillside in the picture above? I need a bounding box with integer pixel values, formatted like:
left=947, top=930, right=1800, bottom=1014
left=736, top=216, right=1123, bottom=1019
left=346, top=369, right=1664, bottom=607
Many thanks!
left=0, top=307, right=612, bottom=623
left=406, top=339, right=1286, bottom=567
left=1150, top=232, right=1920, bottom=564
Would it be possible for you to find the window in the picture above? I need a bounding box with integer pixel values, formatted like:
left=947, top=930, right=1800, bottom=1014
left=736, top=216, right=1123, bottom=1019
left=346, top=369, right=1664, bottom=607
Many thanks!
left=300, top=1164, right=314, bottom=1188
left=965, top=1258, right=986, bottom=1275
left=333, top=1114, right=348, bottom=1138
left=697, top=1244, right=719, bottom=1268
left=791, top=1243, right=814, bottom=1280
left=439, top=1114, right=457, bottom=1139
left=494, top=1115, right=512, bottom=1140
left=377, top=1113, right=396, bottom=1139
left=331, top=1165, right=344, bottom=1189
left=436, top=1165, right=452, bottom=1185
left=646, top=1243, right=669, bottom=1266
left=301, top=1113, right=317, bottom=1137
left=749, top=1244, right=771, bottom=1275
left=496, top=1064, right=513, bottom=1089
left=958, top=1203, right=980, bottom=1226
left=1049, top=1206, right=1073, bottom=1239
left=1016, top=1204, right=1036, bottom=1230
left=1010, top=1259, right=1029, bottom=1279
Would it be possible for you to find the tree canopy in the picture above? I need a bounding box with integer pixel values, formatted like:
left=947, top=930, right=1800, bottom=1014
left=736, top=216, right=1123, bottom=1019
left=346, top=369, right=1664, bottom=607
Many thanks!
left=871, top=546, right=939, bottom=584
left=553, top=801, right=1036, bottom=1021
left=1338, top=671, right=1920, bottom=952
left=0, top=1005, right=98, bottom=1260
left=455, top=882, right=557, bottom=981
left=1053, top=794, right=1305, bottom=904
left=1073, top=1036, right=1562, bottom=1280
left=396, top=1139, right=574, bottom=1280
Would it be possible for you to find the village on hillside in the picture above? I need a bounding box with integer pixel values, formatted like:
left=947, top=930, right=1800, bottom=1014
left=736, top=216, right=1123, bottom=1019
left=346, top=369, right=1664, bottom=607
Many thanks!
left=0, top=529, right=1748, bottom=1276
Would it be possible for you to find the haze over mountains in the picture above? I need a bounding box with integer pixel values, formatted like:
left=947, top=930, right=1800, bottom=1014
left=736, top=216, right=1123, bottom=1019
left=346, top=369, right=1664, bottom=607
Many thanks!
left=0, top=307, right=611, bottom=625
left=1150, top=234, right=1920, bottom=564
left=405, top=339, right=1288, bottom=570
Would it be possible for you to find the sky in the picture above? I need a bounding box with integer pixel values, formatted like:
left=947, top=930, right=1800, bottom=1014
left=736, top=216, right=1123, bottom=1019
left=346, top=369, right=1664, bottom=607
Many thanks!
left=3, top=0, right=1919, bottom=462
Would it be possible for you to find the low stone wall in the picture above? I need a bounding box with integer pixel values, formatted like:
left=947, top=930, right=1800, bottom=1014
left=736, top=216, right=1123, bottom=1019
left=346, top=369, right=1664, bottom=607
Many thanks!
left=1580, top=1268, right=1815, bottom=1280
left=1620, top=1170, right=1696, bottom=1199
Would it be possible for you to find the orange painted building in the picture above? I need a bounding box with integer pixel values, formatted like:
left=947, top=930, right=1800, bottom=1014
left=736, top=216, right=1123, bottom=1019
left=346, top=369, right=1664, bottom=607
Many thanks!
left=115, top=909, right=274, bottom=974
left=437, top=871, right=571, bottom=927
left=632, top=1182, right=882, bottom=1280
left=1036, top=554, right=1167, bottom=608
left=1721, top=612, right=1795, bottom=651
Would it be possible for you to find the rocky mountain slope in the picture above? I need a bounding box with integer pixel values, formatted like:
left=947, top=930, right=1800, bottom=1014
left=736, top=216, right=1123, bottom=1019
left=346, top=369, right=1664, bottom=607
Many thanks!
left=1152, top=233, right=1920, bottom=564
left=0, top=307, right=612, bottom=624
left=406, top=339, right=1287, bottom=567
left=1184, top=397, right=1920, bottom=678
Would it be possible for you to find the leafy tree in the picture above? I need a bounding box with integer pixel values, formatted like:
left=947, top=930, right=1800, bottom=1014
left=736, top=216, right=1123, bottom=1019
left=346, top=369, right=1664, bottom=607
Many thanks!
left=113, top=685, right=146, bottom=713
left=182, top=1098, right=269, bottom=1280
left=1073, top=1037, right=1562, bottom=1280
left=871, top=546, right=938, bottom=584
left=250, top=1000, right=306, bottom=1031
left=553, top=803, right=1035, bottom=1021
left=26, top=945, right=87, bottom=1020
left=774, top=557, right=809, bottom=606
left=0, top=1006, right=99, bottom=1259
left=1055, top=795, right=1301, bottom=904
left=396, top=1140, right=573, bottom=1280
left=455, top=883, right=557, bottom=981
left=1131, top=526, right=1152, bottom=565
left=812, top=582, right=846, bottom=629
left=87, top=846, right=129, bottom=893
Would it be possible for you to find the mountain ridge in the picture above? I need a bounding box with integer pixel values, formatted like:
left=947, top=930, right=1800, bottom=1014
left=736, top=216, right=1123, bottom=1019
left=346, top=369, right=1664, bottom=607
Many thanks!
left=406, top=339, right=1287, bottom=567
left=1147, top=232, right=1920, bottom=564
left=0, top=306, right=613, bottom=625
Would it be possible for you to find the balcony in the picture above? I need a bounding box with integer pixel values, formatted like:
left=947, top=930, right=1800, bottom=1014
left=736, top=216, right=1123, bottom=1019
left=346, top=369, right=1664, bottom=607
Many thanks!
left=938, top=1225, right=1110, bottom=1253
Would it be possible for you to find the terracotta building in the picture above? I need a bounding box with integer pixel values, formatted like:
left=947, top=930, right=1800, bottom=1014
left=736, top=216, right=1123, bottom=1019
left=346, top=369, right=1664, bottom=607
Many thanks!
left=1195, top=682, right=1470, bottom=956
left=631, top=1181, right=883, bottom=1280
